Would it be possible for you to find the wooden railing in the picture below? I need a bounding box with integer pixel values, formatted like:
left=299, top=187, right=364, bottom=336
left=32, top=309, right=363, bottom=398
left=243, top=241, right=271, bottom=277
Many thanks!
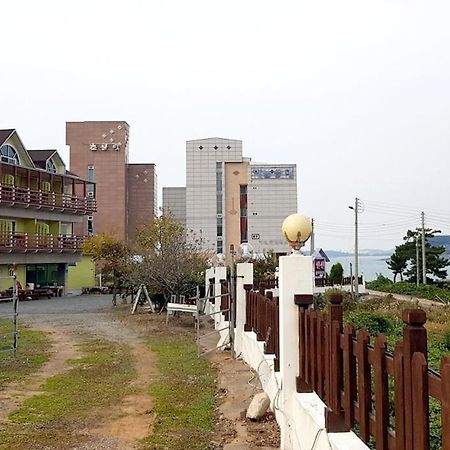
left=0, top=184, right=96, bottom=213
left=296, top=293, right=450, bottom=450
left=315, top=276, right=363, bottom=287
left=244, top=287, right=280, bottom=371
left=253, top=279, right=278, bottom=290
left=0, top=232, right=86, bottom=252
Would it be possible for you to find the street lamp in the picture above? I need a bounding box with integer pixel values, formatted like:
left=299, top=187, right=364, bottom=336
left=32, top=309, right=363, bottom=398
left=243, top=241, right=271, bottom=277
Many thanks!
left=281, top=213, right=312, bottom=253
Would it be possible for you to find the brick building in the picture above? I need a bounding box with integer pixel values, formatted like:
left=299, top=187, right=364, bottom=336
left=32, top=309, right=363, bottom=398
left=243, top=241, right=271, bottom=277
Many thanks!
left=66, top=121, right=156, bottom=241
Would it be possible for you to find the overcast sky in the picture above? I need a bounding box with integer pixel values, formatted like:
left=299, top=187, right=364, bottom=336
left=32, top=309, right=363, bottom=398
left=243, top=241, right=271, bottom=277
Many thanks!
left=2, top=0, right=450, bottom=251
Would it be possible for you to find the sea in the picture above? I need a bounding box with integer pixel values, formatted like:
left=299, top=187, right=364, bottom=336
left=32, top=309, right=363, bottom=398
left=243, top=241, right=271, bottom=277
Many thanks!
left=327, top=255, right=392, bottom=282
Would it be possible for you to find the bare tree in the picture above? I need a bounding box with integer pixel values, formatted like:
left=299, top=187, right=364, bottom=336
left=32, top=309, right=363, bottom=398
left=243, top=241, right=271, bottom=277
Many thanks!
left=134, top=215, right=209, bottom=309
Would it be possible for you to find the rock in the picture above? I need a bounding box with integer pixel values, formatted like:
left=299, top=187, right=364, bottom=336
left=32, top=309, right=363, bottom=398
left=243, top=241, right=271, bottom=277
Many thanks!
left=245, top=392, right=270, bottom=420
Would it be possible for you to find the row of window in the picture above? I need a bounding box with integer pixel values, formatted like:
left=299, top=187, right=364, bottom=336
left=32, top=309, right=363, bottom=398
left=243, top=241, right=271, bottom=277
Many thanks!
left=0, top=219, right=72, bottom=235
left=0, top=144, right=58, bottom=174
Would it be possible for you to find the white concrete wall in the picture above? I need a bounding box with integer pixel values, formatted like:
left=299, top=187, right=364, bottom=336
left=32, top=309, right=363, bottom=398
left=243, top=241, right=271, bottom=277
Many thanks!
left=229, top=258, right=369, bottom=450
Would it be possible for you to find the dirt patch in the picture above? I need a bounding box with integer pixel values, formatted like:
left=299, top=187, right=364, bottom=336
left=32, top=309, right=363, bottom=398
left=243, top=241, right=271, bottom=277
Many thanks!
left=92, top=340, right=157, bottom=448
left=209, top=349, right=280, bottom=449
left=0, top=325, right=81, bottom=424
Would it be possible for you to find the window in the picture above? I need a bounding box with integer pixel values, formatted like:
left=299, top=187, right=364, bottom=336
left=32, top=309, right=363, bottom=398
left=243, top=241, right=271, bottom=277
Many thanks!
left=0, top=145, right=19, bottom=165
left=88, top=166, right=94, bottom=194
left=46, top=158, right=56, bottom=173
left=87, top=217, right=94, bottom=236
left=60, top=223, right=71, bottom=236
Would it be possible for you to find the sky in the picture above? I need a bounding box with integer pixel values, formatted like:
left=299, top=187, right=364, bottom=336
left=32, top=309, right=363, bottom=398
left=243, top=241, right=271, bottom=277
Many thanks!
left=2, top=0, right=450, bottom=252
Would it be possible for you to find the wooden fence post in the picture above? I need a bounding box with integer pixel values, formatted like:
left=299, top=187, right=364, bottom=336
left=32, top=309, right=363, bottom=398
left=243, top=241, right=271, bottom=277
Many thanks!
left=394, top=342, right=405, bottom=450
left=357, top=328, right=371, bottom=444
left=374, top=334, right=389, bottom=450
left=343, top=324, right=356, bottom=429
left=325, top=291, right=348, bottom=432
left=294, top=294, right=313, bottom=393
left=441, top=356, right=450, bottom=450
left=411, top=352, right=429, bottom=450
left=402, top=309, right=427, bottom=450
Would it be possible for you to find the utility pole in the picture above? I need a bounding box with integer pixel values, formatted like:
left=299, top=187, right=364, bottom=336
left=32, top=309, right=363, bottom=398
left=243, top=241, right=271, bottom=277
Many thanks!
left=421, top=211, right=427, bottom=285
left=349, top=262, right=354, bottom=300
left=310, top=218, right=315, bottom=256
left=416, top=234, right=420, bottom=286
left=353, top=198, right=360, bottom=296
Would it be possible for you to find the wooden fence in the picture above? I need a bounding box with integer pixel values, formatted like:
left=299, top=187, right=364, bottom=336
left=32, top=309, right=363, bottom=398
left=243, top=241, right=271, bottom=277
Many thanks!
left=295, top=292, right=450, bottom=450
left=244, top=286, right=280, bottom=371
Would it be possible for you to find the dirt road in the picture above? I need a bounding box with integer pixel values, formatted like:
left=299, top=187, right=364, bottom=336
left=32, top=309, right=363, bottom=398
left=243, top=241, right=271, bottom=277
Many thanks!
left=0, top=295, right=156, bottom=449
left=0, top=295, right=280, bottom=449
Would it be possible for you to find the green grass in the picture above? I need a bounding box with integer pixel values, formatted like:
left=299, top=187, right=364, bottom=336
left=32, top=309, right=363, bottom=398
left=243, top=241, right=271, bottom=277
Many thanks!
left=0, top=339, right=135, bottom=450
left=142, top=334, right=216, bottom=450
left=0, top=319, right=50, bottom=388
left=366, top=279, right=450, bottom=303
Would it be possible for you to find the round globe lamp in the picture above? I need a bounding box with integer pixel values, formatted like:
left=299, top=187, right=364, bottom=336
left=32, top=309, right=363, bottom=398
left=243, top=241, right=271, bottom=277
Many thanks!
left=281, top=213, right=312, bottom=252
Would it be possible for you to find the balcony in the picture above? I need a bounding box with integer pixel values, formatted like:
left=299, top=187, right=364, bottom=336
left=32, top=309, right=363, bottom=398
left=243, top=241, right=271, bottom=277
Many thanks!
left=0, top=184, right=96, bottom=214
left=0, top=232, right=86, bottom=253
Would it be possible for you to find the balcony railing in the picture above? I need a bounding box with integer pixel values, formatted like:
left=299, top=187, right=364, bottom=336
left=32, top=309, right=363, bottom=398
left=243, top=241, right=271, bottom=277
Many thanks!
left=0, top=184, right=96, bottom=213
left=0, top=232, right=86, bottom=253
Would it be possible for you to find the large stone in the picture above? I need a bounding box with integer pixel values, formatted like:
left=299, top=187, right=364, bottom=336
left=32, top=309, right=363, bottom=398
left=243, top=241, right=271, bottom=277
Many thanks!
left=246, top=392, right=270, bottom=420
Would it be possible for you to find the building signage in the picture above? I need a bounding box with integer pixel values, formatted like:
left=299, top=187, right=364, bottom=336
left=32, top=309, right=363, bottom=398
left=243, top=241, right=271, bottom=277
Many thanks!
left=251, top=166, right=294, bottom=180
left=89, top=143, right=122, bottom=151
left=314, top=259, right=326, bottom=277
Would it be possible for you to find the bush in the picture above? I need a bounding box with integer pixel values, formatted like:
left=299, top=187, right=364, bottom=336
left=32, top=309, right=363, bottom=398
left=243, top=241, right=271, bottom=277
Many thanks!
left=345, top=311, right=402, bottom=335
left=329, top=263, right=344, bottom=281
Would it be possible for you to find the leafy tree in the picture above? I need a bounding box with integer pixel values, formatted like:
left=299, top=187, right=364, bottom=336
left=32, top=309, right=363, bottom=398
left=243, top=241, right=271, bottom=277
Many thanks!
left=134, top=215, right=209, bottom=307
left=329, top=262, right=344, bottom=281
left=251, top=251, right=278, bottom=282
left=387, top=228, right=449, bottom=284
left=82, top=232, right=131, bottom=302
left=387, top=248, right=408, bottom=283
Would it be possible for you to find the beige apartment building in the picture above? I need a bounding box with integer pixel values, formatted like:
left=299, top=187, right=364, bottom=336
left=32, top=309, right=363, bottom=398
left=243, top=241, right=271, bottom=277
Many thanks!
left=163, top=137, right=298, bottom=260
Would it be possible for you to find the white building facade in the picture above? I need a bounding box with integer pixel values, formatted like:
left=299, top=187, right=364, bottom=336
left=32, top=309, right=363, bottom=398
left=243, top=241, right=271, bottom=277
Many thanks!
left=163, top=137, right=298, bottom=257
left=248, top=163, right=297, bottom=254
left=186, top=138, right=243, bottom=254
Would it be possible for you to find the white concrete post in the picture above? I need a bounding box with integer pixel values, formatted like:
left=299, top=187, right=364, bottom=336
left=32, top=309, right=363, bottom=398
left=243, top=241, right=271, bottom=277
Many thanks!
left=278, top=253, right=313, bottom=450
left=235, top=262, right=253, bottom=356
left=214, top=266, right=227, bottom=329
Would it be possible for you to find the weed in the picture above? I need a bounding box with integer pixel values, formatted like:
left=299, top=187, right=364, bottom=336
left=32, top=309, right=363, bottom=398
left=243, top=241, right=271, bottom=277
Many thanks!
left=142, top=334, right=216, bottom=450
left=0, top=320, right=50, bottom=388
left=0, top=339, right=134, bottom=450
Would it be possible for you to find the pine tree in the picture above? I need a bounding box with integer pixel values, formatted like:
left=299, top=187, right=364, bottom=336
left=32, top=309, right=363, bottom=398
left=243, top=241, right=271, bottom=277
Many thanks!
left=387, top=228, right=449, bottom=283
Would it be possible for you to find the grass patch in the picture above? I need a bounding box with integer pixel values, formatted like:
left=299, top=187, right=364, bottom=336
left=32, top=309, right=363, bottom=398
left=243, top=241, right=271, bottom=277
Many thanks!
left=366, top=279, right=450, bottom=303
left=0, top=338, right=135, bottom=450
left=143, top=333, right=216, bottom=450
left=0, top=319, right=50, bottom=388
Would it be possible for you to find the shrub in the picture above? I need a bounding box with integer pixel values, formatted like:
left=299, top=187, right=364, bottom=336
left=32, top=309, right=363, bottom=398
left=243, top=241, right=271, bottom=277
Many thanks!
left=345, top=311, right=401, bottom=335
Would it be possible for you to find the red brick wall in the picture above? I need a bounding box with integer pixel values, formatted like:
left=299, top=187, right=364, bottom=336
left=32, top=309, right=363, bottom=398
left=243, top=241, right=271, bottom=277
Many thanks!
left=127, top=164, right=156, bottom=240
left=66, top=121, right=129, bottom=241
